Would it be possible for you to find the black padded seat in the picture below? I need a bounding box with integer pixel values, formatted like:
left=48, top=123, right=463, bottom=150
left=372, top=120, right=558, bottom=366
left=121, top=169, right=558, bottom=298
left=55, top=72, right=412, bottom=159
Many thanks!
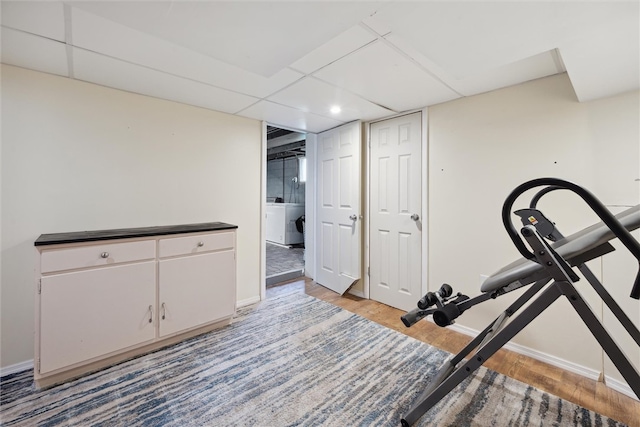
left=481, top=205, right=640, bottom=293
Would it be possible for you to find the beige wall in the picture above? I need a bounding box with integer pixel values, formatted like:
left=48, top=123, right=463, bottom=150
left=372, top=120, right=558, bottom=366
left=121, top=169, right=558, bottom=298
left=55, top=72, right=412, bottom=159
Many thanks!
left=1, top=65, right=263, bottom=368
left=2, top=65, right=638, bottom=388
left=427, top=73, right=639, bottom=378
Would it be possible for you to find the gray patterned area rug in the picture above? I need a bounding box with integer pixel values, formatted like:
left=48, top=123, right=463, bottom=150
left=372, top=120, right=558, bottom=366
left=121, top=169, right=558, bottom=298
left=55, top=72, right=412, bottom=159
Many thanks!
left=0, top=292, right=626, bottom=426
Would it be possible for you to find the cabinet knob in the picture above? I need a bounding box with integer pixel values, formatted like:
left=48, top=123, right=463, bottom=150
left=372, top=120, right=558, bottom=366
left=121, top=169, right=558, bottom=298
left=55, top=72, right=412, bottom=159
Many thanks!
left=197, top=241, right=204, bottom=247
left=100, top=252, right=109, bottom=259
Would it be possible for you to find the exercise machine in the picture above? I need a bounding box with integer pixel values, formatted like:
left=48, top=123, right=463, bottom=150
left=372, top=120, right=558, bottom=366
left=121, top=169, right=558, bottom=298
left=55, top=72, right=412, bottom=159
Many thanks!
left=400, top=178, right=640, bottom=426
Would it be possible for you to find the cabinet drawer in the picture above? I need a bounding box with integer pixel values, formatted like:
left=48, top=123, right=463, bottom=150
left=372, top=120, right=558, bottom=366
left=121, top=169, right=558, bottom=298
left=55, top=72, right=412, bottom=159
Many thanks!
left=159, top=231, right=234, bottom=258
left=40, top=240, right=156, bottom=274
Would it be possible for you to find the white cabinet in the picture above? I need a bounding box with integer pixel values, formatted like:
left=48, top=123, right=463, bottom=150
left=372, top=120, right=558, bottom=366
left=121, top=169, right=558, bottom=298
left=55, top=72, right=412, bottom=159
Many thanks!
left=158, top=232, right=236, bottom=337
left=39, top=262, right=156, bottom=374
left=266, top=203, right=305, bottom=245
left=34, top=223, right=237, bottom=387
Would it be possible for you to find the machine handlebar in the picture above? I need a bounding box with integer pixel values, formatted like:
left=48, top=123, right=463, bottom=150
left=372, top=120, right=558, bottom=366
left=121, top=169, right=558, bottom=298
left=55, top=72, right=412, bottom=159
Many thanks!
left=502, top=178, right=640, bottom=299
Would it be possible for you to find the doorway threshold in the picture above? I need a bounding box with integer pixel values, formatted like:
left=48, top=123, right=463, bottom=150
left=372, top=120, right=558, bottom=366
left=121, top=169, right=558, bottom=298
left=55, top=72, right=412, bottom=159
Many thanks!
left=266, top=269, right=305, bottom=287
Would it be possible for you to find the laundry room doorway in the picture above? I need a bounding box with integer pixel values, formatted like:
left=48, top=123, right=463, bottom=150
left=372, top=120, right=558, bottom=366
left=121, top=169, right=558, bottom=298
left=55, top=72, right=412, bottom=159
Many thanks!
left=264, top=125, right=308, bottom=286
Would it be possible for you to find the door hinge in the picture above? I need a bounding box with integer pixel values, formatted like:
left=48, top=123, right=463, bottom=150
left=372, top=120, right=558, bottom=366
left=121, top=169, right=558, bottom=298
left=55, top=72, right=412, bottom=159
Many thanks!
left=367, top=267, right=370, bottom=277
left=38, top=279, right=42, bottom=294
left=37, top=358, right=40, bottom=373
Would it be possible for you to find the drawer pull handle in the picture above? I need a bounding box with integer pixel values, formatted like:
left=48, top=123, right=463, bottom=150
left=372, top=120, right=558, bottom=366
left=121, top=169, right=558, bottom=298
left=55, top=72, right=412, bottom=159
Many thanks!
left=148, top=305, right=153, bottom=323
left=100, top=252, right=109, bottom=259
left=161, top=302, right=166, bottom=320
left=197, top=241, right=204, bottom=247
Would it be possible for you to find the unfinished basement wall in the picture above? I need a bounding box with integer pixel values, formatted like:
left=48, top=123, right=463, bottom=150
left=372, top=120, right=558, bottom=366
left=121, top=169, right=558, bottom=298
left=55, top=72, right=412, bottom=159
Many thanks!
left=427, top=73, right=639, bottom=387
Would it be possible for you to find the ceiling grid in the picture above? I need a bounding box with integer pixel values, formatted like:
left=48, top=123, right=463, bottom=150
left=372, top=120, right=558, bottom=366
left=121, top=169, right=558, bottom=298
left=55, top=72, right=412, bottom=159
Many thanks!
left=1, top=1, right=637, bottom=133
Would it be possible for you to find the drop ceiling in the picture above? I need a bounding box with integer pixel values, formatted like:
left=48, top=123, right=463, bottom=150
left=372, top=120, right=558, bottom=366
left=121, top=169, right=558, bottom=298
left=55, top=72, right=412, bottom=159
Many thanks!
left=2, top=1, right=638, bottom=133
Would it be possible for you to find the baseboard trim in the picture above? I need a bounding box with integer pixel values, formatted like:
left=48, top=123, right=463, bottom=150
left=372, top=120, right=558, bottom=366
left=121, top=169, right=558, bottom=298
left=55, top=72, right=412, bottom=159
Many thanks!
left=1, top=359, right=34, bottom=377
left=605, top=375, right=638, bottom=401
left=236, top=296, right=261, bottom=308
left=348, top=288, right=365, bottom=298
left=444, top=321, right=601, bottom=382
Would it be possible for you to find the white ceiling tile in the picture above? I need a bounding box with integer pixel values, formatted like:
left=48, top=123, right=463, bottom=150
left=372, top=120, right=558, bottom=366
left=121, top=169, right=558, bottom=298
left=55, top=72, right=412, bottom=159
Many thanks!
left=290, top=25, right=377, bottom=75
left=70, top=2, right=382, bottom=77
left=1, top=28, right=68, bottom=77
left=361, top=11, right=392, bottom=36
left=70, top=7, right=303, bottom=99
left=1, top=1, right=66, bottom=41
left=315, top=41, right=459, bottom=111
left=238, top=101, right=344, bottom=134
left=453, top=50, right=562, bottom=97
left=383, top=33, right=456, bottom=88
left=371, top=2, right=638, bottom=80
left=72, top=48, right=259, bottom=114
left=247, top=68, right=305, bottom=99
left=388, top=32, right=562, bottom=97
left=561, top=27, right=640, bottom=102
left=268, top=77, right=395, bottom=122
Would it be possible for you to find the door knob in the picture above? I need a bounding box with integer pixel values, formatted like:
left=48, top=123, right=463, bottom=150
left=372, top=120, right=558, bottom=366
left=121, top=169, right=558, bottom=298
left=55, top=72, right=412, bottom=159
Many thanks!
left=411, top=214, right=420, bottom=221
left=349, top=214, right=358, bottom=221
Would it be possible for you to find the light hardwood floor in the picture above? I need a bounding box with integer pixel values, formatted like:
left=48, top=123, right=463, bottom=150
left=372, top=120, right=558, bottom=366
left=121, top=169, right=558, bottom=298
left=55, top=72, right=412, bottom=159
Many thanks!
left=266, top=278, right=640, bottom=427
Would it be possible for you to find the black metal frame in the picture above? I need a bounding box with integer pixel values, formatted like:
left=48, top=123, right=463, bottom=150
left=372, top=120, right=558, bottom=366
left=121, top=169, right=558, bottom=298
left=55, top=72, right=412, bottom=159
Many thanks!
left=501, top=178, right=640, bottom=299
left=400, top=179, right=640, bottom=426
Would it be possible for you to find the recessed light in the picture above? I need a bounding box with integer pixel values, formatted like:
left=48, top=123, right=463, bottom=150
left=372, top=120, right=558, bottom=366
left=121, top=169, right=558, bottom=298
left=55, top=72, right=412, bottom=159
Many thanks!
left=330, top=106, right=341, bottom=114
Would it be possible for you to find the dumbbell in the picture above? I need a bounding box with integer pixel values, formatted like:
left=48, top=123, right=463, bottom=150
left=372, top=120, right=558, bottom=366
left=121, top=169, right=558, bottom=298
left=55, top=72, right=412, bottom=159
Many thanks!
left=417, top=284, right=453, bottom=309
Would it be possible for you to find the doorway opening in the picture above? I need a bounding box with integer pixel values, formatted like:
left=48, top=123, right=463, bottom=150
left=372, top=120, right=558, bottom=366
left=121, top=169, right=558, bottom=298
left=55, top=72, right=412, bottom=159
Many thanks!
left=265, top=125, right=307, bottom=286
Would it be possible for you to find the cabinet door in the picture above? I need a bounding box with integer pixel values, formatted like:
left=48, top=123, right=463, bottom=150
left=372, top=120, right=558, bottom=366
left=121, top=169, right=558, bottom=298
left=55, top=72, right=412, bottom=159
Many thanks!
left=39, top=262, right=156, bottom=374
left=159, top=250, right=236, bottom=337
left=266, top=205, right=286, bottom=244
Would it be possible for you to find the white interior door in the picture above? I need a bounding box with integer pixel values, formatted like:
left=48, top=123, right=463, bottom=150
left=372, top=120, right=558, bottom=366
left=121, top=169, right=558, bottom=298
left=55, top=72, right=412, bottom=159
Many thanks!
left=370, top=112, right=422, bottom=311
left=315, top=121, right=361, bottom=294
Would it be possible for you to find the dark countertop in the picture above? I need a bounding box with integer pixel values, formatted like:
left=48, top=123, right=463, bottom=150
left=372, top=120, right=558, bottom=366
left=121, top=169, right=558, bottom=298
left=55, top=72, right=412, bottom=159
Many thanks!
left=35, top=222, right=238, bottom=246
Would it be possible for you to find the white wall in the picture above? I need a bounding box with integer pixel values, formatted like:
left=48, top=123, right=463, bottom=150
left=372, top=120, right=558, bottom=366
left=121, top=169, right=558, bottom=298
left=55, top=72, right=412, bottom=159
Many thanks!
left=427, top=73, right=639, bottom=381
left=1, top=65, right=263, bottom=369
